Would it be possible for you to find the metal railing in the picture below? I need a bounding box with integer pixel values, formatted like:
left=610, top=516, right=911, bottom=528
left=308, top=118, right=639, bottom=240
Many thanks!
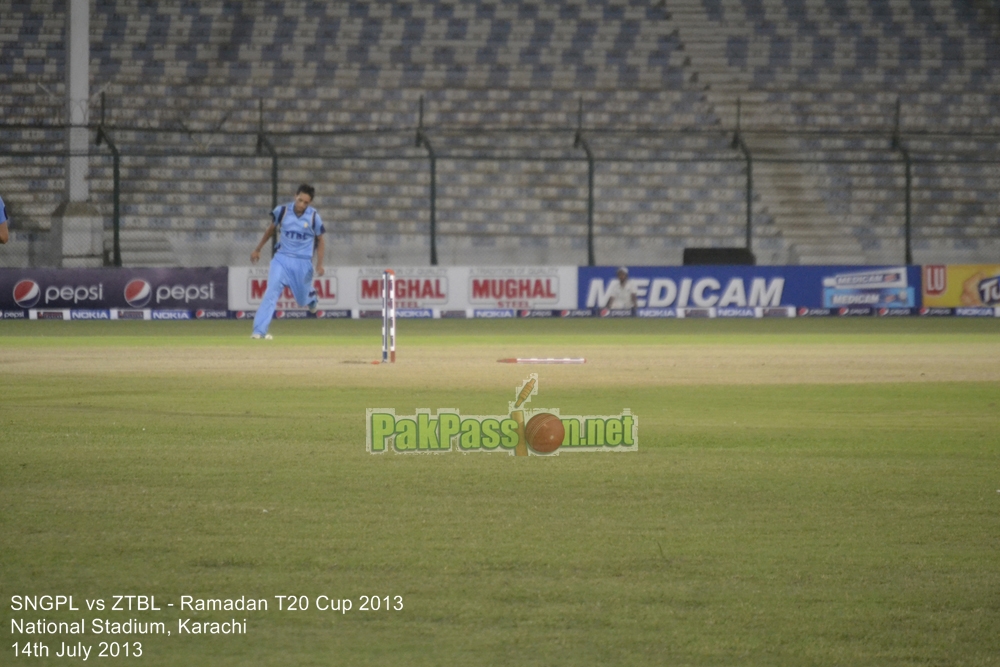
left=1, top=97, right=998, bottom=269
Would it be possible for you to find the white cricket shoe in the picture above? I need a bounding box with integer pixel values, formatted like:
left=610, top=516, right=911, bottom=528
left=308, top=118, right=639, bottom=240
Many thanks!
left=308, top=300, right=318, bottom=314
left=250, top=333, right=273, bottom=340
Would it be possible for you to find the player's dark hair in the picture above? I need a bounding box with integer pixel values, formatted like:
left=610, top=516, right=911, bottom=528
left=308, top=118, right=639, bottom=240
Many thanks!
left=297, top=184, right=315, bottom=199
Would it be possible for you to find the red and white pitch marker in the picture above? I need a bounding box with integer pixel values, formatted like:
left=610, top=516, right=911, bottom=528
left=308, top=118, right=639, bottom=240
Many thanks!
left=381, top=269, right=396, bottom=364
left=497, top=358, right=586, bottom=364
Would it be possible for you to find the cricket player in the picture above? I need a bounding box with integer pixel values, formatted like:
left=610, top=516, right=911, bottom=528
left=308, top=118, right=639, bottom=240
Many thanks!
left=249, top=184, right=325, bottom=339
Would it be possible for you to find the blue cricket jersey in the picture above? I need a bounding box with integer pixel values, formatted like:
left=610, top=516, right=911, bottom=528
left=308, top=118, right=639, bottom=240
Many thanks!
left=273, top=203, right=324, bottom=260
left=0, top=194, right=7, bottom=222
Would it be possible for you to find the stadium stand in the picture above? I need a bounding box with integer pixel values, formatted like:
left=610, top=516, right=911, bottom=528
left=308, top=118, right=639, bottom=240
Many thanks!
left=669, top=0, right=1000, bottom=263
left=0, top=0, right=996, bottom=267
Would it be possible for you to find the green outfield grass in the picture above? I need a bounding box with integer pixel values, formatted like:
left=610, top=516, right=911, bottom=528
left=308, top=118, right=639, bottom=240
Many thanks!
left=2, top=319, right=999, bottom=666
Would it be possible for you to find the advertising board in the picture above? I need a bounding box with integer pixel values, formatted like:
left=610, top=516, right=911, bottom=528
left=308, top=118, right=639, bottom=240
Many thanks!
left=0, top=268, right=228, bottom=312
left=227, top=266, right=578, bottom=313
left=578, top=265, right=921, bottom=314
left=922, top=265, right=1000, bottom=309
left=6, top=265, right=999, bottom=319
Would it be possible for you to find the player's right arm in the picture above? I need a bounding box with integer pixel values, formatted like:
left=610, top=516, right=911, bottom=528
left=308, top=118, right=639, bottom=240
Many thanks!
left=250, top=222, right=276, bottom=264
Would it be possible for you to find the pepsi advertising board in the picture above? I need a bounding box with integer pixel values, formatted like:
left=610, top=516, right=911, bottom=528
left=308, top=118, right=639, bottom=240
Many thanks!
left=578, top=265, right=922, bottom=314
left=0, top=268, right=228, bottom=312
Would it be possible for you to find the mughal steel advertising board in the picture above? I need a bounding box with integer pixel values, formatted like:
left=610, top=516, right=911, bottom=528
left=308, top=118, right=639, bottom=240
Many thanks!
left=227, top=266, right=578, bottom=312
left=465, top=266, right=567, bottom=309
left=0, top=268, right=228, bottom=311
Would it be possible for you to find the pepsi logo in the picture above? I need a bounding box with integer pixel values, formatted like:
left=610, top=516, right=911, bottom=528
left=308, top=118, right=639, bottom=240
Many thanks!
left=13, top=279, right=41, bottom=309
left=194, top=309, right=229, bottom=319
left=798, top=307, right=808, bottom=316
left=124, top=279, right=152, bottom=308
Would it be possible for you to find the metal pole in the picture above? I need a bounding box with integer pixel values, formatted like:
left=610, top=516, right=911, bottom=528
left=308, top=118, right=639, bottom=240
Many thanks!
left=574, top=99, right=596, bottom=267
left=415, top=132, right=437, bottom=266
left=731, top=106, right=753, bottom=254
left=903, top=153, right=912, bottom=265
left=429, top=153, right=437, bottom=266
left=573, top=134, right=595, bottom=267
left=112, top=146, right=120, bottom=267
left=271, top=150, right=278, bottom=212
left=96, top=125, right=121, bottom=267
left=586, top=150, right=594, bottom=267
left=257, top=100, right=278, bottom=210
left=256, top=119, right=279, bottom=255
left=891, top=98, right=913, bottom=265
left=744, top=149, right=753, bottom=250
left=416, top=96, right=438, bottom=266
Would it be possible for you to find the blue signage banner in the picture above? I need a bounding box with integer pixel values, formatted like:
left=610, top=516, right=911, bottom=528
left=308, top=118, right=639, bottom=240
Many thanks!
left=578, top=265, right=922, bottom=312
left=0, top=268, right=228, bottom=311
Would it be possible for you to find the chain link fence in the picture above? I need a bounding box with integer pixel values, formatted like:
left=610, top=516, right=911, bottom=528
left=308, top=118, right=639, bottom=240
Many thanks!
left=1, top=120, right=997, bottom=269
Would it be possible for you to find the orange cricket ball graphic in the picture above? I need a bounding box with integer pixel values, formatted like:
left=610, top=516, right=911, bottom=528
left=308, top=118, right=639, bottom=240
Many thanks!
left=524, top=413, right=565, bottom=454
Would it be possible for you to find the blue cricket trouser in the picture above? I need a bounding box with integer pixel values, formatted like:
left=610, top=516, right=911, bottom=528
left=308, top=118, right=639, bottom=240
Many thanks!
left=252, top=254, right=316, bottom=336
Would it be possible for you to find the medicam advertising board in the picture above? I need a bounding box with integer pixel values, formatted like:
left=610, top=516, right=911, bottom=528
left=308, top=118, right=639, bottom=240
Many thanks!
left=579, top=265, right=932, bottom=317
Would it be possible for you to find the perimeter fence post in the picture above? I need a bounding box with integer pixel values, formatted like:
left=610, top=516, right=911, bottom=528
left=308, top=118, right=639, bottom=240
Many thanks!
left=574, top=97, right=595, bottom=267
left=95, top=111, right=121, bottom=267
left=890, top=98, right=914, bottom=265
left=415, top=95, right=438, bottom=266
left=731, top=97, right=754, bottom=253
left=257, top=99, right=279, bottom=254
